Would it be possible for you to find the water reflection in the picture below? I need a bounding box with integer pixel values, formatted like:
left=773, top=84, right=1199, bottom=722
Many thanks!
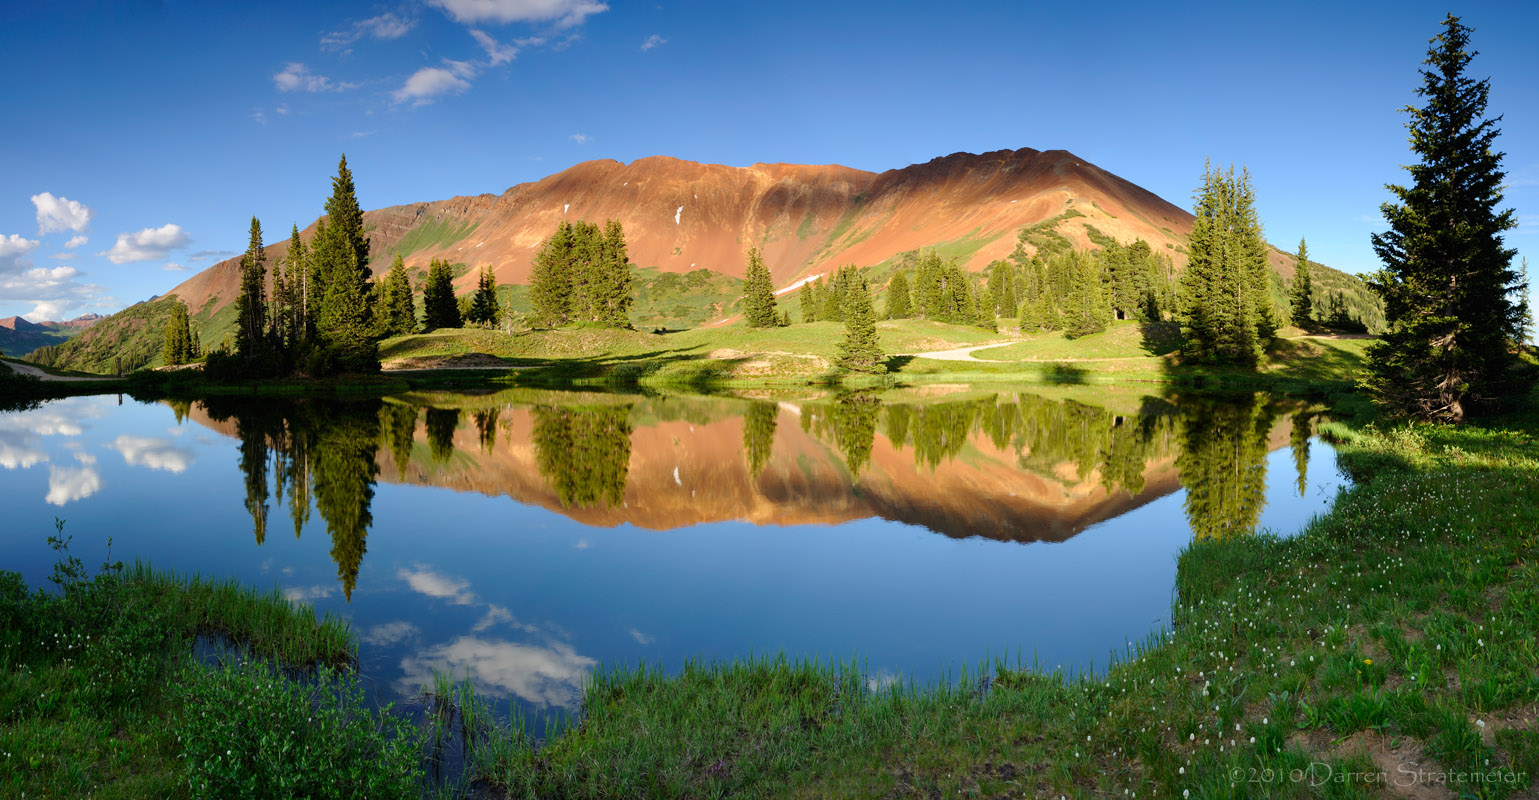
left=183, top=388, right=1319, bottom=602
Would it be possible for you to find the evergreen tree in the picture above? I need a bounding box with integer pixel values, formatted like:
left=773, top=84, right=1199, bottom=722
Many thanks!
left=288, top=224, right=311, bottom=344
left=162, top=299, right=195, bottom=365
left=381, top=254, right=417, bottom=336
left=467, top=265, right=501, bottom=326
left=422, top=259, right=461, bottom=330
left=885, top=270, right=912, bottom=319
left=741, top=247, right=778, bottom=327
left=811, top=277, right=831, bottom=322
left=234, top=216, right=268, bottom=360
left=985, top=260, right=1015, bottom=317
left=1289, top=238, right=1314, bottom=328
left=1365, top=15, right=1524, bottom=421
left=799, top=280, right=818, bottom=323
left=530, top=221, right=575, bottom=327
left=1063, top=250, right=1110, bottom=338
left=594, top=219, right=633, bottom=327
left=835, top=271, right=886, bottom=373
left=1178, top=163, right=1277, bottom=365
left=312, top=155, right=377, bottom=371
left=821, top=268, right=847, bottom=323
left=314, top=247, right=377, bottom=372
left=1517, top=258, right=1533, bottom=345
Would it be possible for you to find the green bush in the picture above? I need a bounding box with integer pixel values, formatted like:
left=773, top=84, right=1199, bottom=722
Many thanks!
left=170, top=660, right=421, bottom=799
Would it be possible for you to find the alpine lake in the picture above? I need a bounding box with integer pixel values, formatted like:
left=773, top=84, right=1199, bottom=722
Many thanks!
left=0, top=384, right=1345, bottom=735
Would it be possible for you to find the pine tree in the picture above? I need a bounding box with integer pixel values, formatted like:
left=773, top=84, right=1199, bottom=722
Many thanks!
left=1365, top=15, right=1524, bottom=422
left=595, top=220, right=633, bottom=328
left=162, top=299, right=194, bottom=365
left=1063, top=250, right=1110, bottom=338
left=799, top=281, right=818, bottom=323
left=1290, top=238, right=1314, bottom=328
left=286, top=224, right=310, bottom=344
left=835, top=272, right=886, bottom=374
left=985, top=260, right=1015, bottom=317
left=467, top=265, right=500, bottom=326
left=1178, top=162, right=1276, bottom=365
left=382, top=254, right=417, bottom=336
left=234, top=216, right=268, bottom=360
left=885, top=270, right=912, bottom=319
left=422, top=259, right=461, bottom=330
left=741, top=247, right=778, bottom=327
left=313, top=154, right=377, bottom=371
left=821, top=269, right=846, bottom=323
left=530, top=221, right=575, bottom=327
left=315, top=247, right=377, bottom=372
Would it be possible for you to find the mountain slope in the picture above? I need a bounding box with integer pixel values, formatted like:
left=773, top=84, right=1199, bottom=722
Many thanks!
left=43, top=147, right=1379, bottom=372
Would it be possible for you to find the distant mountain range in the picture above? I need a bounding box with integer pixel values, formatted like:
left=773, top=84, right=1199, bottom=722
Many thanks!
left=0, top=313, right=101, bottom=358
left=33, top=147, right=1378, bottom=373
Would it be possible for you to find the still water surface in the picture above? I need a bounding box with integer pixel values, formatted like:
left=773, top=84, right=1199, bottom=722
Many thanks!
left=0, top=387, right=1343, bottom=721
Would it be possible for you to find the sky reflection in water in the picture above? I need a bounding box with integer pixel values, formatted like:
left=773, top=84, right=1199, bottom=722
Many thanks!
left=0, top=388, right=1344, bottom=719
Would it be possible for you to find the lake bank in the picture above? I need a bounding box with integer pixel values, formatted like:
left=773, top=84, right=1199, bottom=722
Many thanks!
left=3, top=382, right=1535, bottom=797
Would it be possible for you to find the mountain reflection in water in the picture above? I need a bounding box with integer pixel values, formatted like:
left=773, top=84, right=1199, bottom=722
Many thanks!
left=185, top=388, right=1323, bottom=600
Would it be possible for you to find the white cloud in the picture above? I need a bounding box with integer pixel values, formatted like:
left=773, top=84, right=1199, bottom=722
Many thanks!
left=397, top=635, right=596, bottom=708
left=46, top=465, right=100, bottom=505
left=64, top=234, right=88, bottom=249
left=48, top=253, right=78, bottom=261
left=429, top=0, right=607, bottom=28
left=283, top=585, right=336, bottom=603
left=0, top=263, right=109, bottom=322
left=322, top=12, right=415, bottom=51
left=398, top=565, right=477, bottom=604
left=392, top=65, right=473, bottom=105
left=629, top=628, right=653, bottom=645
left=361, top=621, right=419, bottom=647
left=640, top=34, right=666, bottom=51
left=1, top=233, right=40, bottom=273
left=31, top=193, right=93, bottom=236
left=275, top=103, right=290, bottom=116
left=102, top=223, right=189, bottom=264
left=0, top=430, right=48, bottom=470
left=569, top=132, right=589, bottom=144
left=470, top=29, right=517, bottom=65
left=109, top=434, right=196, bottom=473
left=163, top=262, right=189, bottom=271
left=274, top=62, right=358, bottom=93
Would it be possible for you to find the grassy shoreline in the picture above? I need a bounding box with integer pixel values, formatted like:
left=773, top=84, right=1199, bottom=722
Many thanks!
left=5, top=350, right=1536, bottom=798
left=3, top=321, right=1372, bottom=403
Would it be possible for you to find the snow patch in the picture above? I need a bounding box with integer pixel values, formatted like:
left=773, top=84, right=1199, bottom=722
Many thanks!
left=672, top=466, right=681, bottom=486
left=674, top=206, right=683, bottom=225
left=773, top=272, right=823, bottom=296
left=563, top=203, right=569, bottom=214
left=1010, top=200, right=1018, bottom=203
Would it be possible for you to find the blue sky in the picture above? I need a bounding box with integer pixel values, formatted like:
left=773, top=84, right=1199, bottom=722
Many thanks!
left=1, top=0, right=1534, bottom=327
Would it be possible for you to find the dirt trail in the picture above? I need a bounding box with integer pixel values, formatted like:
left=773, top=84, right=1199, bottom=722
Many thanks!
left=1, top=360, right=111, bottom=382
left=904, top=342, right=1016, bottom=361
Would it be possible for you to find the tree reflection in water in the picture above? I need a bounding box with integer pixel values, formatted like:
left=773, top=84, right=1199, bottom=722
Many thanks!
left=530, top=403, right=634, bottom=509
left=201, top=389, right=1302, bottom=600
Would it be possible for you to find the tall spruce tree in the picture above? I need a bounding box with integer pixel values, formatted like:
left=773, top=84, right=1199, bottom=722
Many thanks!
left=741, top=247, right=778, bottom=327
left=234, top=216, right=268, bottom=360
left=885, top=270, right=912, bottom=319
left=595, top=220, right=633, bottom=327
left=529, top=221, right=574, bottom=327
left=422, top=259, right=461, bottom=330
left=799, top=281, right=818, bottom=323
left=1063, top=250, right=1110, bottom=338
left=467, top=265, right=501, bottom=326
left=1365, top=15, right=1523, bottom=422
left=835, top=272, right=886, bottom=373
left=1178, top=163, right=1277, bottom=365
left=1290, top=238, right=1314, bottom=328
left=162, top=299, right=195, bottom=365
left=313, top=155, right=377, bottom=371
left=381, top=254, right=417, bottom=336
